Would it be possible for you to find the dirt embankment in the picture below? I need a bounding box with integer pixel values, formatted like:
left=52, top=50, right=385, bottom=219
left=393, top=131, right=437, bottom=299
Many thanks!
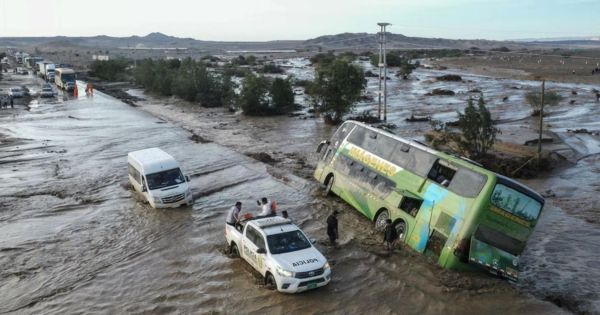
left=438, top=55, right=600, bottom=85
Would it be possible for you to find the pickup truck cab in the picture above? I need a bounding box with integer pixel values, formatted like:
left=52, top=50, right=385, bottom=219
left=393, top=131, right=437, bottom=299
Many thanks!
left=225, top=216, right=331, bottom=293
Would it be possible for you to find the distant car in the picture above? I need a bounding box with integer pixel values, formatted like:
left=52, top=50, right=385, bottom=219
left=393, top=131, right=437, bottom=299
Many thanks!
left=16, top=67, right=28, bottom=75
left=9, top=87, right=24, bottom=98
left=40, top=85, right=54, bottom=98
left=20, top=86, right=30, bottom=97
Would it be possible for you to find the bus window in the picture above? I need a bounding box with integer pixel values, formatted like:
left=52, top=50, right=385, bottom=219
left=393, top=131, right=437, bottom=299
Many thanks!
left=473, top=225, right=525, bottom=256
left=448, top=168, right=487, bottom=198
left=330, top=122, right=354, bottom=150
left=399, top=196, right=423, bottom=217
left=428, top=159, right=456, bottom=187
left=491, top=184, right=542, bottom=222
left=374, top=134, right=399, bottom=161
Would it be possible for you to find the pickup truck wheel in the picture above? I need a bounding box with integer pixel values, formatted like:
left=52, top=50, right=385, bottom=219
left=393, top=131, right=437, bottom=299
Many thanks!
left=265, top=273, right=277, bottom=290
left=229, top=243, right=239, bottom=258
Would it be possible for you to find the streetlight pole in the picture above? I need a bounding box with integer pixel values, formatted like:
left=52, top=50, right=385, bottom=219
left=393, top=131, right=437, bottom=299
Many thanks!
left=377, top=22, right=390, bottom=121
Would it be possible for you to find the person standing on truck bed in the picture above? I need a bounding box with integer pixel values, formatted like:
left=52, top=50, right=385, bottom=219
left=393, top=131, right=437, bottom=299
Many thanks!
left=327, top=210, right=339, bottom=245
left=227, top=201, right=243, bottom=231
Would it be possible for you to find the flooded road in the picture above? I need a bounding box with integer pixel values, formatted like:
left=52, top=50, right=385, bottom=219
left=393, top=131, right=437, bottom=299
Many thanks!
left=0, top=76, right=567, bottom=314
left=130, top=60, right=600, bottom=314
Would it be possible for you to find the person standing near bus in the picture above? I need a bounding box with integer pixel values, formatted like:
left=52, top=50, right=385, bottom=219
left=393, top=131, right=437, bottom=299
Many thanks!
left=327, top=210, right=339, bottom=245
left=383, top=219, right=399, bottom=252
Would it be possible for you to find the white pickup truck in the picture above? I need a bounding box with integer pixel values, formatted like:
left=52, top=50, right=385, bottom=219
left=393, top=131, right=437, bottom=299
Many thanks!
left=225, top=216, right=331, bottom=293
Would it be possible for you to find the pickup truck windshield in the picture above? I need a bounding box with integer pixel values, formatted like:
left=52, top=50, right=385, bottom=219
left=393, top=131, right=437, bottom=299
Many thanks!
left=267, top=230, right=311, bottom=254
left=146, top=168, right=184, bottom=190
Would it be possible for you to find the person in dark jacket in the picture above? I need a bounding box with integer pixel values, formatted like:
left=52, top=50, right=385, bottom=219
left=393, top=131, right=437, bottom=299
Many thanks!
left=383, top=219, right=399, bottom=252
left=326, top=210, right=339, bottom=245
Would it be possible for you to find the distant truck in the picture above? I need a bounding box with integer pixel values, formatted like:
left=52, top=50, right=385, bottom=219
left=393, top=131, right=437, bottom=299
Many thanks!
left=127, top=148, right=194, bottom=208
left=26, top=57, right=43, bottom=70
left=36, top=61, right=55, bottom=81
left=54, top=68, right=76, bottom=91
left=16, top=53, right=28, bottom=64
left=225, top=216, right=332, bottom=293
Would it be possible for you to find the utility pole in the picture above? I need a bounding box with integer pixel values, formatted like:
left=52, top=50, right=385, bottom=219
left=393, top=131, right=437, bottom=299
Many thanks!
left=377, top=22, right=390, bottom=121
left=537, top=80, right=545, bottom=170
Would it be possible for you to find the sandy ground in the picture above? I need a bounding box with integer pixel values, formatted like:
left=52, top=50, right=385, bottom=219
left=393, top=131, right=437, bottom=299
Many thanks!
left=438, top=55, right=600, bottom=85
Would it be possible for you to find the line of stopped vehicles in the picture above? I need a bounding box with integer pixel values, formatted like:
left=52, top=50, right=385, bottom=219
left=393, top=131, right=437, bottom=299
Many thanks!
left=2, top=51, right=78, bottom=100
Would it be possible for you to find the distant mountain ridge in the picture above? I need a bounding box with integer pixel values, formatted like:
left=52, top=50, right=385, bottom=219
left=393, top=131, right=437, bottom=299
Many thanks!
left=1, top=31, right=598, bottom=51
left=303, top=32, right=511, bottom=49
left=0, top=32, right=300, bottom=50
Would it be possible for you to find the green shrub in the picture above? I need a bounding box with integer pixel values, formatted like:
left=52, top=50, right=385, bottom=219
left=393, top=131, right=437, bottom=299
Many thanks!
left=89, top=58, right=130, bottom=81
left=307, top=58, right=366, bottom=124
left=457, top=96, right=500, bottom=157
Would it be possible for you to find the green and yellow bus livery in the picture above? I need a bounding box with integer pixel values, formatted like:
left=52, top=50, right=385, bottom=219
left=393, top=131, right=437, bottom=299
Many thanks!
left=314, top=121, right=544, bottom=280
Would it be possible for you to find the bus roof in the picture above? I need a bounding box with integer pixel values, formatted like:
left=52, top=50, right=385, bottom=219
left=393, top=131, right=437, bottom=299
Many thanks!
left=345, top=120, right=544, bottom=201
left=55, top=68, right=75, bottom=74
left=345, top=120, right=493, bottom=175
left=128, top=148, right=180, bottom=175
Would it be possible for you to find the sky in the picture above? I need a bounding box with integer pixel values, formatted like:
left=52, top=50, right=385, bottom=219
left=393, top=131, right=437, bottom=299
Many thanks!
left=0, top=0, right=598, bottom=41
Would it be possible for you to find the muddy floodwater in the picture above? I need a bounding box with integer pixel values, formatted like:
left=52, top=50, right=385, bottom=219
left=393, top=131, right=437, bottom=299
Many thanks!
left=0, top=66, right=597, bottom=314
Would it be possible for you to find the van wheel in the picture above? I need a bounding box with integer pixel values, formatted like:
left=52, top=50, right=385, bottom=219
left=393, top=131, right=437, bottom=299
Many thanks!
left=265, top=273, right=277, bottom=290
left=324, top=175, right=334, bottom=196
left=229, top=243, right=239, bottom=258
left=374, top=209, right=389, bottom=232
left=394, top=220, right=407, bottom=241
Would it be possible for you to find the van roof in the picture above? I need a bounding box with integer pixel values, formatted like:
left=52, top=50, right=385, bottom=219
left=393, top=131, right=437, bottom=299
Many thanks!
left=128, top=148, right=180, bottom=175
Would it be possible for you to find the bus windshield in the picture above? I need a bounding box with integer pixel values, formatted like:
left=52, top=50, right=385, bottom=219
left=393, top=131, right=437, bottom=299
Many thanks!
left=267, top=230, right=311, bottom=254
left=491, top=184, right=542, bottom=221
left=146, top=168, right=185, bottom=190
left=61, top=73, right=76, bottom=82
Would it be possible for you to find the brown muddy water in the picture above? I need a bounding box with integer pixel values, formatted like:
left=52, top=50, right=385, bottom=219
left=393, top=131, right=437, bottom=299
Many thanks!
left=0, top=67, right=595, bottom=314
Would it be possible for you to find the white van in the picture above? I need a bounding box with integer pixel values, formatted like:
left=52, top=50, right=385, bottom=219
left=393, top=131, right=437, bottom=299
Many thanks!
left=127, top=148, right=193, bottom=208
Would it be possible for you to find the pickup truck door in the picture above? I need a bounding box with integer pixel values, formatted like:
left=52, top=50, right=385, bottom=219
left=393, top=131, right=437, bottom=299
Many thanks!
left=242, top=226, right=262, bottom=270
left=254, top=233, right=267, bottom=274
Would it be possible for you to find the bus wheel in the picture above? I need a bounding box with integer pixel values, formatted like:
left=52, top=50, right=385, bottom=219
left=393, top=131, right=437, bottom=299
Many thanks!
left=374, top=209, right=389, bottom=231
left=265, top=273, right=277, bottom=290
left=394, top=220, right=407, bottom=241
left=324, top=174, right=334, bottom=196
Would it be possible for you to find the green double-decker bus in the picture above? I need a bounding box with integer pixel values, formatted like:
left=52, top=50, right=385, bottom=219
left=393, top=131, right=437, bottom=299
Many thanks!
left=314, top=121, right=544, bottom=280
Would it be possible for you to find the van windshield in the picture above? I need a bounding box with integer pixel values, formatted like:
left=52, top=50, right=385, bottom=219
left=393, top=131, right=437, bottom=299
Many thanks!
left=267, top=230, right=311, bottom=254
left=146, top=168, right=185, bottom=190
